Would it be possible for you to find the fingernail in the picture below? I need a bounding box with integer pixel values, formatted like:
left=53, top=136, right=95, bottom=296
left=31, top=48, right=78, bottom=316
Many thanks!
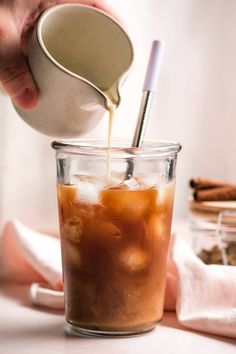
left=15, top=88, right=36, bottom=109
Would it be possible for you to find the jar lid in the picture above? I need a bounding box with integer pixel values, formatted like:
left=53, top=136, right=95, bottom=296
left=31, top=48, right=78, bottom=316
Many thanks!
left=189, top=199, right=236, bottom=226
left=190, top=199, right=236, bottom=213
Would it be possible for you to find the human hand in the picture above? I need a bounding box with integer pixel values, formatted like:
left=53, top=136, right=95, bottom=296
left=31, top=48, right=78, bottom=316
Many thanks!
left=0, top=0, right=116, bottom=109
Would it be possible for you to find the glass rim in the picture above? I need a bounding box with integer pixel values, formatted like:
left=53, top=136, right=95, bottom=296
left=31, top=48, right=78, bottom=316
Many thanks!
left=51, top=139, right=182, bottom=158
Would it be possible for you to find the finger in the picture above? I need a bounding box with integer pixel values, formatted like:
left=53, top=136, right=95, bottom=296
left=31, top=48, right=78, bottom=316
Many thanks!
left=0, top=16, right=39, bottom=109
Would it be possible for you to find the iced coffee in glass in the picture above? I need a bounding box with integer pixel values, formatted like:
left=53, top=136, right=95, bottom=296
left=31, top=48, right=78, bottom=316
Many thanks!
left=52, top=140, right=181, bottom=336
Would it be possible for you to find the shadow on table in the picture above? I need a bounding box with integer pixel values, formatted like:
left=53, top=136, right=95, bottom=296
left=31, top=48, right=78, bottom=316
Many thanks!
left=0, top=320, right=65, bottom=340
left=162, top=311, right=236, bottom=345
left=0, top=281, right=64, bottom=315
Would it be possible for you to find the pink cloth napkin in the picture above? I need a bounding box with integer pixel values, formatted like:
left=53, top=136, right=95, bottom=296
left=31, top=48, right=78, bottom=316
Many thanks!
left=1, top=219, right=236, bottom=338
left=167, top=235, right=236, bottom=339
left=0, top=220, right=64, bottom=309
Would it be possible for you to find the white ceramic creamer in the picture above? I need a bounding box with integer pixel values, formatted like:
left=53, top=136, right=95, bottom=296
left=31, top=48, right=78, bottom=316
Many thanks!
left=14, top=4, right=134, bottom=139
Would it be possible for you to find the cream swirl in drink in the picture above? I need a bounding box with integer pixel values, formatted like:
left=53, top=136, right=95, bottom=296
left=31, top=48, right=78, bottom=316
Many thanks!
left=57, top=176, right=175, bottom=333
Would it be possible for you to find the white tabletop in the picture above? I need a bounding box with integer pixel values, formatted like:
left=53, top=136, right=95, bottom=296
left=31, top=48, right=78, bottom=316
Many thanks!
left=0, top=283, right=235, bottom=354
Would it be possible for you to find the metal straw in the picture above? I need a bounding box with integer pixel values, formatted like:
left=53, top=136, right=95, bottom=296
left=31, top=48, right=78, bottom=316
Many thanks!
left=126, top=40, right=165, bottom=178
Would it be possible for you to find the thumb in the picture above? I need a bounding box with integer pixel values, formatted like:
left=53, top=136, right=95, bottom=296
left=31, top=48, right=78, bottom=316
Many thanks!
left=0, top=21, right=39, bottom=109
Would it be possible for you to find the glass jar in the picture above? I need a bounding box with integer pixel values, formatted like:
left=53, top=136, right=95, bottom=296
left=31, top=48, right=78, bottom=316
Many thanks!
left=189, top=200, right=236, bottom=266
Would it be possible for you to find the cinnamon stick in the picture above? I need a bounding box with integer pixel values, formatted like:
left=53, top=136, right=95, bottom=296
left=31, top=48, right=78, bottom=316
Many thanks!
left=190, top=178, right=232, bottom=190
left=194, top=186, right=236, bottom=202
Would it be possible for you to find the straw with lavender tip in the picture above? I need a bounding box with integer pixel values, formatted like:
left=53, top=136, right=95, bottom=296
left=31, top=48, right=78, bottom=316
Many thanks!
left=126, top=40, right=165, bottom=178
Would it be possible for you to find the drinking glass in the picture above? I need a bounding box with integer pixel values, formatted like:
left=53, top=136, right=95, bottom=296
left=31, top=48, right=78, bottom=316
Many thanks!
left=52, top=140, right=181, bottom=336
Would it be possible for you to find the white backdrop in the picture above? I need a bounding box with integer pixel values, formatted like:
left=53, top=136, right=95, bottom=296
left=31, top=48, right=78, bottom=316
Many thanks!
left=1, top=0, right=236, bottom=232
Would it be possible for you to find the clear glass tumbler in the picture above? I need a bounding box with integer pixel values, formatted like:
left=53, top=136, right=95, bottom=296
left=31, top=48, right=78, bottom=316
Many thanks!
left=52, top=140, right=181, bottom=336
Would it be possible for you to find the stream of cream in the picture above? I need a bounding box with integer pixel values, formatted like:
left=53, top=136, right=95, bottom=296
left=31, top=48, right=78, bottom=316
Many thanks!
left=106, top=97, right=116, bottom=182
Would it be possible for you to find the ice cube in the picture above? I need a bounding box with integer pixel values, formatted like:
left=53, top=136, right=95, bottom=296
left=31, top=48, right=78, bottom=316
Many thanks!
left=157, top=182, right=174, bottom=209
left=119, top=246, right=148, bottom=271
left=112, top=177, right=146, bottom=190
left=84, top=216, right=122, bottom=240
left=148, top=214, right=169, bottom=243
left=106, top=171, right=125, bottom=187
left=62, top=216, right=83, bottom=244
left=123, top=177, right=146, bottom=189
left=72, top=175, right=104, bottom=204
left=101, top=187, right=158, bottom=221
left=93, top=220, right=122, bottom=239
